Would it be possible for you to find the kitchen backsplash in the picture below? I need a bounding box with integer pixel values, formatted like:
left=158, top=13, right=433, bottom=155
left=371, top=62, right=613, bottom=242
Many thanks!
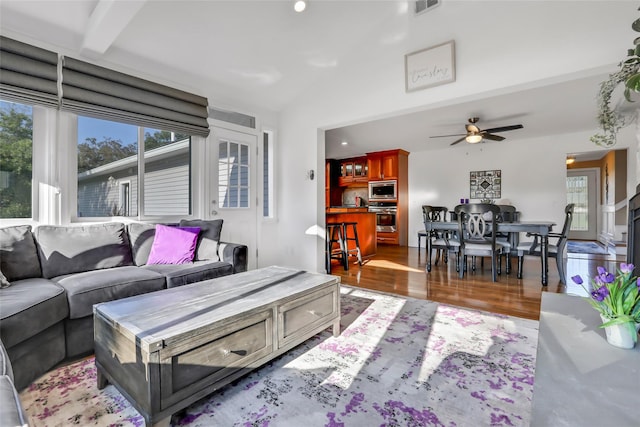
left=342, top=187, right=368, bottom=206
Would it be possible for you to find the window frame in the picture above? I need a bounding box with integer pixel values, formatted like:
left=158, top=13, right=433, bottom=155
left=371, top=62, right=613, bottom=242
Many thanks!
left=68, top=115, right=199, bottom=223
left=218, top=139, right=251, bottom=209
left=0, top=104, right=274, bottom=228
left=261, top=129, right=276, bottom=221
left=0, top=101, right=45, bottom=226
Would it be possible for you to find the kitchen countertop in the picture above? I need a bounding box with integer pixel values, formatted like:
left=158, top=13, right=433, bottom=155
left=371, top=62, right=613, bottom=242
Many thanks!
left=326, top=207, right=370, bottom=213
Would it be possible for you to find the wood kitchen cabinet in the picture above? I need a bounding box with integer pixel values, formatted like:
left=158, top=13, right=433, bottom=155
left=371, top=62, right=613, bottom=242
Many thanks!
left=325, top=160, right=342, bottom=207
left=366, top=149, right=410, bottom=246
left=338, top=156, right=368, bottom=186
left=367, top=149, right=408, bottom=181
left=352, top=157, right=368, bottom=182
left=376, top=231, right=399, bottom=245
left=326, top=211, right=377, bottom=257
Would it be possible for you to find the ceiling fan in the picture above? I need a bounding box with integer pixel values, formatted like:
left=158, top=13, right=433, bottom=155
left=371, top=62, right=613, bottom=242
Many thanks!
left=430, top=117, right=524, bottom=146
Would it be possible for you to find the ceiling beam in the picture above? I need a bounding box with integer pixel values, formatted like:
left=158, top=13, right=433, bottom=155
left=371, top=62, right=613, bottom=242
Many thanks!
left=81, top=0, right=147, bottom=56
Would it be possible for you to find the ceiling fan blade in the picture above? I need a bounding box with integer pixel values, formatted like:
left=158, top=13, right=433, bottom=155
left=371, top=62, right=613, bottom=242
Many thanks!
left=482, top=133, right=506, bottom=141
left=430, top=133, right=466, bottom=138
left=482, top=124, right=523, bottom=133
left=450, top=136, right=467, bottom=146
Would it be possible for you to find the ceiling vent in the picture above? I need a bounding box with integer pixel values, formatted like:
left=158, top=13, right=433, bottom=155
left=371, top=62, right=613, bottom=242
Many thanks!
left=414, top=0, right=441, bottom=16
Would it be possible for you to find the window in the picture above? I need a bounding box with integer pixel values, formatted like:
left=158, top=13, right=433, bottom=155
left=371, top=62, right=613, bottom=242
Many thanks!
left=77, top=117, right=138, bottom=217
left=76, top=116, right=192, bottom=218
left=219, top=140, right=249, bottom=208
left=0, top=100, right=33, bottom=219
left=143, top=128, right=191, bottom=216
left=263, top=130, right=274, bottom=218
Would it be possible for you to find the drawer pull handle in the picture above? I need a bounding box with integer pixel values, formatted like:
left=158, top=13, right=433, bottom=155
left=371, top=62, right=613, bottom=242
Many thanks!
left=223, top=349, right=248, bottom=357
left=308, top=310, right=323, bottom=317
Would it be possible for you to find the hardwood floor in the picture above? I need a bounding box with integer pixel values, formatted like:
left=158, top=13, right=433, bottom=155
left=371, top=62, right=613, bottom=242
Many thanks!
left=330, top=244, right=625, bottom=320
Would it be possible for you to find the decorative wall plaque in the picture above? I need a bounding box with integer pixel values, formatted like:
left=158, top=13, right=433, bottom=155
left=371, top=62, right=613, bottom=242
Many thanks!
left=470, top=170, right=501, bottom=199
left=404, top=40, right=455, bottom=92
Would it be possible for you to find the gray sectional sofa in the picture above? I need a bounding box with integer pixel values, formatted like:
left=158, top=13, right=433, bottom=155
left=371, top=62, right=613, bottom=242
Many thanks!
left=1, top=340, right=27, bottom=427
left=0, top=219, right=247, bottom=410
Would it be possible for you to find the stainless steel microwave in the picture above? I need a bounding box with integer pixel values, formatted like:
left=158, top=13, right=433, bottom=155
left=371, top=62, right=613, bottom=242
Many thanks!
left=368, top=180, right=397, bottom=200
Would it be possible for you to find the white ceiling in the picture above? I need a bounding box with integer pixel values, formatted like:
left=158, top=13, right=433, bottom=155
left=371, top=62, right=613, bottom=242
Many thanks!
left=0, top=0, right=398, bottom=110
left=325, top=72, right=610, bottom=159
left=0, top=0, right=631, bottom=162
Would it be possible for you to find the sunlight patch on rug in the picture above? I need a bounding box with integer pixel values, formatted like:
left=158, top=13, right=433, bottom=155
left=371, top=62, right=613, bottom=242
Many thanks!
left=289, top=289, right=408, bottom=391
left=19, top=286, right=539, bottom=427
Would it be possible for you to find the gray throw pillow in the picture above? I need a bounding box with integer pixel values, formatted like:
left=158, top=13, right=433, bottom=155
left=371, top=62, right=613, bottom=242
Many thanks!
left=0, top=269, right=10, bottom=288
left=179, top=219, right=223, bottom=261
left=0, top=225, right=42, bottom=281
left=35, top=222, right=133, bottom=279
left=127, top=222, right=157, bottom=266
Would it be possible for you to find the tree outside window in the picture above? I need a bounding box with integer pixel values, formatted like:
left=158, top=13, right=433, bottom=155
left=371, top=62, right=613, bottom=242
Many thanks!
left=0, top=101, right=33, bottom=219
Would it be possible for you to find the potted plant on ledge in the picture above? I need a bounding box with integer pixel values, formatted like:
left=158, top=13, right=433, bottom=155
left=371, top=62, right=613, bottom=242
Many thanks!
left=591, top=9, right=640, bottom=147
left=571, top=264, right=640, bottom=349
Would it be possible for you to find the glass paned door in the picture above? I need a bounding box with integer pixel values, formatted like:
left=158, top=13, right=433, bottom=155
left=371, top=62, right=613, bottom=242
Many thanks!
left=209, top=126, right=257, bottom=269
left=567, top=169, right=598, bottom=240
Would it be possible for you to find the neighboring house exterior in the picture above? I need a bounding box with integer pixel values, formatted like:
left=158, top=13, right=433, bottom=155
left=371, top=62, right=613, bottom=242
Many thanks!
left=77, top=140, right=190, bottom=217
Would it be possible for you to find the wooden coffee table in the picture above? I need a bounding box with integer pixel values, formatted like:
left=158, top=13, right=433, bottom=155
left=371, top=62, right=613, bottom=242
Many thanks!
left=93, top=266, right=340, bottom=426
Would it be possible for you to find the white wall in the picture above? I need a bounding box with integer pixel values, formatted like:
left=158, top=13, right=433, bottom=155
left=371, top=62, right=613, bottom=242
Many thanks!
left=274, top=1, right=637, bottom=273
left=407, top=127, right=637, bottom=247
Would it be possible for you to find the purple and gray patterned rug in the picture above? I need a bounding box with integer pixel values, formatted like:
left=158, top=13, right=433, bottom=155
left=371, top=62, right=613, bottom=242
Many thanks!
left=20, top=286, right=539, bottom=426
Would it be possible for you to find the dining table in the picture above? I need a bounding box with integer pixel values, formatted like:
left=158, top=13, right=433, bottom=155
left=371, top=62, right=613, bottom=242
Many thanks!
left=423, top=220, right=556, bottom=285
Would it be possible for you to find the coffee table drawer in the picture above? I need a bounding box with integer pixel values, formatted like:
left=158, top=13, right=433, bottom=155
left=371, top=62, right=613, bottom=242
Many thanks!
left=278, top=284, right=339, bottom=347
left=160, top=310, right=273, bottom=409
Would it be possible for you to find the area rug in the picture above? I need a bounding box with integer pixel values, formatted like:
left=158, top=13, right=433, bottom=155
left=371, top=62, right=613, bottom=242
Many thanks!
left=20, top=286, right=539, bottom=427
left=567, top=240, right=608, bottom=255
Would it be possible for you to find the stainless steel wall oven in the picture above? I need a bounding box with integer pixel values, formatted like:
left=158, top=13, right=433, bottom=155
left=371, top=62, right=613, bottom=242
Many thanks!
left=368, top=201, right=397, bottom=232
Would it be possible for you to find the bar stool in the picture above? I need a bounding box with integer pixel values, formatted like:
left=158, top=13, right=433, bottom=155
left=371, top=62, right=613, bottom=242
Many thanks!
left=341, top=221, right=362, bottom=269
left=326, top=223, right=347, bottom=273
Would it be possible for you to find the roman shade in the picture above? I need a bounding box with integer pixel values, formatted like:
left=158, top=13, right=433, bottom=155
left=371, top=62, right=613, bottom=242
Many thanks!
left=61, top=57, right=210, bottom=137
left=0, top=36, right=59, bottom=107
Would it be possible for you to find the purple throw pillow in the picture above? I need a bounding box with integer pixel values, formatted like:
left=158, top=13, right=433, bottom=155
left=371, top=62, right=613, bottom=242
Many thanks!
left=147, top=224, right=201, bottom=265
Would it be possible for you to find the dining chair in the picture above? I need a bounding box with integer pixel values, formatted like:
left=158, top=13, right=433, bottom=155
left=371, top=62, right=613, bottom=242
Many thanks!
left=495, top=204, right=519, bottom=274
left=455, top=203, right=505, bottom=282
left=422, top=205, right=459, bottom=272
left=516, top=203, right=575, bottom=284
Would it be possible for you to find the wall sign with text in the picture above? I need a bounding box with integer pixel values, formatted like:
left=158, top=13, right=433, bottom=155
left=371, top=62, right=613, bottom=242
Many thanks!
left=405, top=40, right=455, bottom=92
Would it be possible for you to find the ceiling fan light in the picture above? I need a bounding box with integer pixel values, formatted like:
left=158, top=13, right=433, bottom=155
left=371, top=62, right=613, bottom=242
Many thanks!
left=466, top=134, right=483, bottom=144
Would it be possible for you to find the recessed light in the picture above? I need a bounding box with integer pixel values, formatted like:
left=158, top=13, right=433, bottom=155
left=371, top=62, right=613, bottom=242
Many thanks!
left=294, top=1, right=306, bottom=12
left=341, top=141, right=348, bottom=146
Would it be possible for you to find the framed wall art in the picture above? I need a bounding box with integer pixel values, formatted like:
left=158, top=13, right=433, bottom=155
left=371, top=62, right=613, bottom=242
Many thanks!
left=469, top=170, right=501, bottom=199
left=404, top=40, right=455, bottom=92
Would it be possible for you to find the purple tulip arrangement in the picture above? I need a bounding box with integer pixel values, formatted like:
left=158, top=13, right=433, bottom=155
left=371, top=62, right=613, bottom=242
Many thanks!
left=571, top=263, right=640, bottom=343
